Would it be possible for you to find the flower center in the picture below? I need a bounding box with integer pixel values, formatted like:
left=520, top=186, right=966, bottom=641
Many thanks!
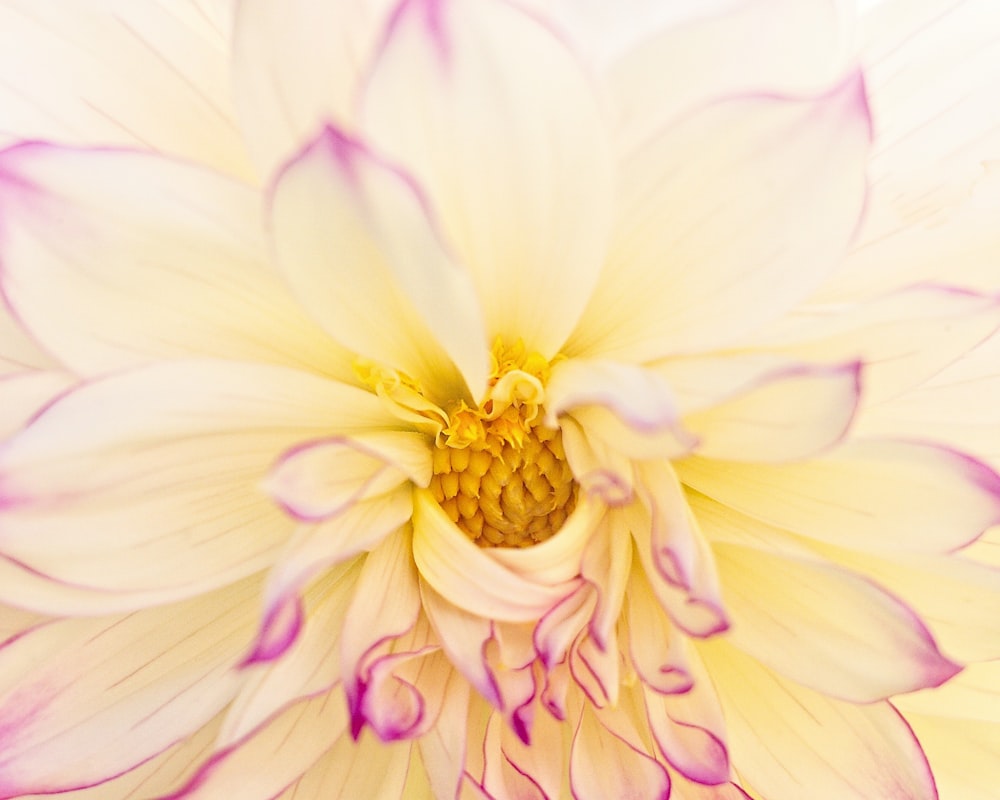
left=429, top=340, right=577, bottom=548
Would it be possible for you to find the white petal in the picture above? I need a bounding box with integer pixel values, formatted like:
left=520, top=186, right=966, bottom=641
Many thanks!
left=0, top=359, right=393, bottom=602
left=700, top=639, right=937, bottom=800
left=681, top=362, right=861, bottom=463
left=569, top=72, right=871, bottom=362
left=0, top=577, right=260, bottom=797
left=412, top=490, right=578, bottom=622
left=268, top=127, right=488, bottom=401
left=360, top=0, right=615, bottom=357
left=0, top=2, right=251, bottom=178
left=231, top=0, right=395, bottom=178
left=0, top=144, right=351, bottom=378
left=678, top=439, right=1000, bottom=553
left=713, top=542, right=959, bottom=702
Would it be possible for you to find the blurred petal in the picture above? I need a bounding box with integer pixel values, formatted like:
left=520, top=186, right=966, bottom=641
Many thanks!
left=268, top=127, right=488, bottom=401
left=678, top=439, right=1000, bottom=553
left=0, top=371, right=73, bottom=439
left=0, top=360, right=392, bottom=602
left=0, top=144, right=350, bottom=378
left=701, top=639, right=937, bottom=800
left=361, top=0, right=615, bottom=356
left=0, top=577, right=259, bottom=797
left=569, top=73, right=871, bottom=362
left=0, top=1, right=252, bottom=178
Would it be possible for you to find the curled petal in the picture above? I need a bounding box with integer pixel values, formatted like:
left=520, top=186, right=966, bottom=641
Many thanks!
left=625, top=566, right=694, bottom=696
left=580, top=516, right=632, bottom=649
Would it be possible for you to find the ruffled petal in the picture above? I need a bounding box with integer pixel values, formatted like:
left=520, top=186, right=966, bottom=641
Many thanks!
left=681, top=362, right=861, bottom=463
left=360, top=0, right=615, bottom=357
left=0, top=144, right=350, bottom=378
left=700, top=639, right=937, bottom=800
left=0, top=2, right=251, bottom=177
left=267, top=126, right=488, bottom=401
left=0, top=578, right=259, bottom=798
left=569, top=72, right=871, bottom=362
left=678, top=438, right=1000, bottom=553
left=0, top=359, right=393, bottom=603
left=713, top=541, right=959, bottom=702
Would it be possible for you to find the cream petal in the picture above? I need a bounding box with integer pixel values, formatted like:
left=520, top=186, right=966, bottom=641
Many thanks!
left=579, top=516, right=632, bottom=649
left=678, top=439, right=1000, bottom=553
left=0, top=2, right=251, bottom=178
left=570, top=630, right=621, bottom=709
left=0, top=578, right=259, bottom=798
left=164, top=689, right=349, bottom=800
left=700, top=639, right=937, bottom=800
left=489, top=708, right=564, bottom=800
left=268, top=127, right=488, bottom=401
left=0, top=144, right=351, bottom=378
left=570, top=704, right=671, bottom=800
left=360, top=0, right=615, bottom=357
left=222, top=560, right=362, bottom=746
left=0, top=304, right=55, bottom=375
left=625, top=566, right=694, bottom=696
left=603, top=0, right=855, bottom=152
left=0, top=370, right=73, bottom=439
left=412, top=490, right=578, bottom=622
left=0, top=359, right=393, bottom=602
left=902, top=713, right=1000, bottom=800
left=417, top=668, right=470, bottom=800
left=231, top=0, right=395, bottom=178
left=569, top=72, right=871, bottom=363
left=713, top=542, right=959, bottom=702
left=753, top=285, right=1000, bottom=404
left=681, top=362, right=861, bottom=463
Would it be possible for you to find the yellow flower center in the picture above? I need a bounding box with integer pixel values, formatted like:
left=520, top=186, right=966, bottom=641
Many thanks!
left=429, top=340, right=577, bottom=548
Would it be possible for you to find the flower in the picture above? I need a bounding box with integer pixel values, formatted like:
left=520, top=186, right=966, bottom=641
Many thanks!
left=0, top=1, right=998, bottom=799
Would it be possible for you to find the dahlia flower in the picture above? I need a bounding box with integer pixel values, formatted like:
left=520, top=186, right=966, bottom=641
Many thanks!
left=0, top=1, right=998, bottom=799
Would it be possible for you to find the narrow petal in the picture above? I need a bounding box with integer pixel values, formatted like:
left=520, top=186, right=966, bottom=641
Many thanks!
left=0, top=2, right=251, bottom=177
left=570, top=705, right=670, bottom=800
left=625, top=566, right=694, bottom=696
left=0, top=144, right=350, bottom=378
left=0, top=359, right=393, bottom=602
left=412, top=490, right=578, bottom=622
left=580, top=516, right=632, bottom=649
left=0, top=578, right=260, bottom=798
left=569, top=72, right=871, bottom=362
left=754, top=285, right=1000, bottom=404
left=360, top=0, right=615, bottom=356
left=643, top=681, right=730, bottom=786
left=713, top=542, right=959, bottom=702
left=700, top=639, right=937, bottom=800
left=418, top=668, right=470, bottom=800
left=681, top=362, right=861, bottom=463
left=678, top=439, right=1000, bottom=553
left=268, top=126, right=488, bottom=401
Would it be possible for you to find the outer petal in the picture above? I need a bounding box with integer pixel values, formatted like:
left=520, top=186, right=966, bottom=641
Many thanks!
left=700, top=639, right=938, bottom=800
left=360, top=0, right=615, bottom=357
left=713, top=542, right=959, bottom=702
left=268, top=127, right=488, bottom=401
left=568, top=72, right=871, bottom=363
left=680, top=362, right=861, bottom=463
left=0, top=359, right=394, bottom=602
left=0, top=144, right=351, bottom=379
left=0, top=2, right=252, bottom=178
left=678, top=439, right=1000, bottom=553
left=0, top=577, right=260, bottom=798
left=232, top=0, right=395, bottom=178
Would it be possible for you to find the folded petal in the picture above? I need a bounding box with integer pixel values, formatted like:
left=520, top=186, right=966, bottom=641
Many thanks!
left=625, top=566, right=694, bottom=696
left=360, top=0, right=615, bottom=357
left=0, top=2, right=251, bottom=178
left=678, top=438, right=1000, bottom=553
left=0, top=144, right=350, bottom=378
left=681, top=362, right=861, bottom=463
left=569, top=72, right=871, bottom=362
left=0, top=577, right=260, bottom=798
left=412, top=490, right=578, bottom=622
left=0, top=359, right=393, bottom=602
left=700, top=639, right=937, bottom=800
left=713, top=542, right=959, bottom=702
left=268, top=126, right=488, bottom=401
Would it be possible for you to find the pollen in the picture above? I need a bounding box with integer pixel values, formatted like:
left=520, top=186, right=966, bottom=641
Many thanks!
left=428, top=339, right=578, bottom=548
